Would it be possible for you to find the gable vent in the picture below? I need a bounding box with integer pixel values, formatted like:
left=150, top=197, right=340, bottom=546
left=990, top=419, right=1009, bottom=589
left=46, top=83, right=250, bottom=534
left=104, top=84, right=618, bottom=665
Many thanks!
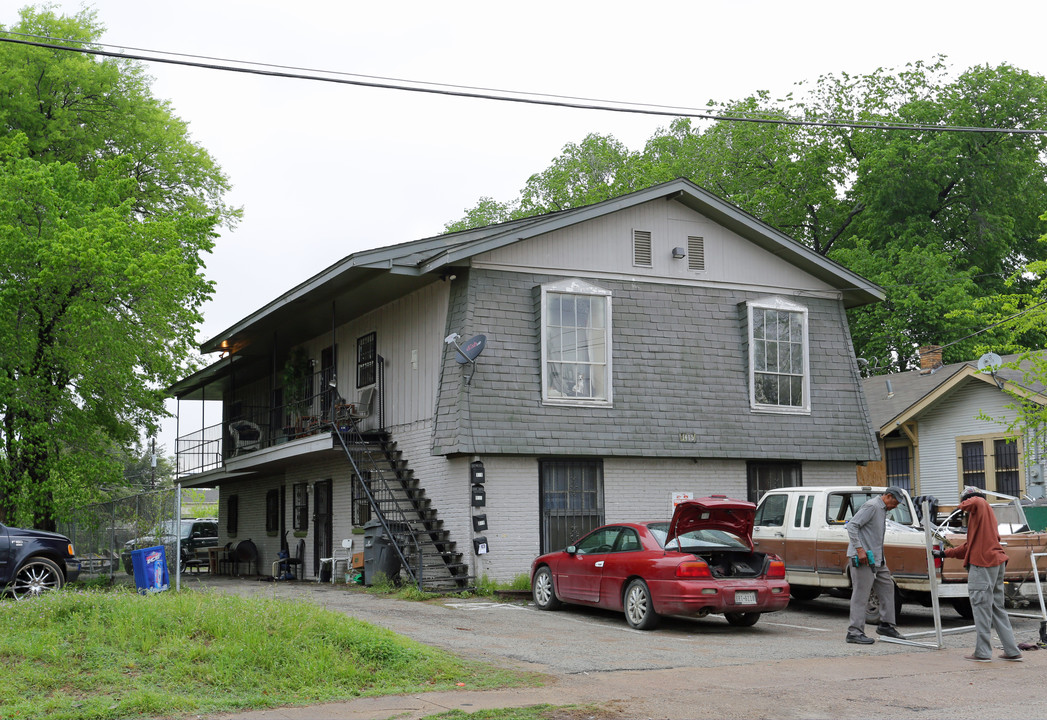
left=687, top=236, right=705, bottom=271
left=633, top=230, right=652, bottom=267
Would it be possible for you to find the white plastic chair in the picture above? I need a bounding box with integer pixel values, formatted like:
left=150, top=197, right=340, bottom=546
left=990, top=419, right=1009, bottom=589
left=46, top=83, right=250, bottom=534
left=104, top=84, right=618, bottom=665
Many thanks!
left=318, top=538, right=354, bottom=584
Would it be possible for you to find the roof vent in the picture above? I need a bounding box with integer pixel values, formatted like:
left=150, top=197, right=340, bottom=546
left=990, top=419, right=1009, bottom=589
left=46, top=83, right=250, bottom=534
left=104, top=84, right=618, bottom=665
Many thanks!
left=632, top=230, right=652, bottom=267
left=687, top=236, right=705, bottom=271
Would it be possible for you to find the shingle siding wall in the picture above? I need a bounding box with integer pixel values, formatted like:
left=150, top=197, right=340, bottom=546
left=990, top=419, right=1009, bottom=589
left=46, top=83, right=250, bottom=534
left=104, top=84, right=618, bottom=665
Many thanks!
left=433, top=268, right=877, bottom=462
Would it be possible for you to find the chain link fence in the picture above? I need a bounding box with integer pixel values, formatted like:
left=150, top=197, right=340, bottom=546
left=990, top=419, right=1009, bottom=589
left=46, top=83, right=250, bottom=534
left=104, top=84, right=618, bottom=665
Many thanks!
left=57, top=488, right=184, bottom=578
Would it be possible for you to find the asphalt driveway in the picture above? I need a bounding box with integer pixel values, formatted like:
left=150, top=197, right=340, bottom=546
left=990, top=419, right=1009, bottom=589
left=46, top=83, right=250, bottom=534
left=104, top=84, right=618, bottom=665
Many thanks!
left=185, top=575, right=1047, bottom=719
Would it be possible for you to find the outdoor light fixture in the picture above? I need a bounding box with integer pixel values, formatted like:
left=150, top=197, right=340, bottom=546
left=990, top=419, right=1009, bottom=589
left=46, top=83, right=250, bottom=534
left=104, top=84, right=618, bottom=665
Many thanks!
left=672, top=247, right=686, bottom=259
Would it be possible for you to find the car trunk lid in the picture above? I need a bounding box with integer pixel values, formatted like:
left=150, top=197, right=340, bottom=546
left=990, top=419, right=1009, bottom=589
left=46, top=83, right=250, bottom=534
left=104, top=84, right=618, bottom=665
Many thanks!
left=665, top=497, right=756, bottom=551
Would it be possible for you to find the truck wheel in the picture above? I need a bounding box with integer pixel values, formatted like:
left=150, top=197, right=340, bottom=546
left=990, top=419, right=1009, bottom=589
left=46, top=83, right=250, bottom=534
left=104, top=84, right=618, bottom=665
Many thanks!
left=789, top=586, right=821, bottom=602
left=866, top=584, right=904, bottom=624
left=950, top=598, right=973, bottom=619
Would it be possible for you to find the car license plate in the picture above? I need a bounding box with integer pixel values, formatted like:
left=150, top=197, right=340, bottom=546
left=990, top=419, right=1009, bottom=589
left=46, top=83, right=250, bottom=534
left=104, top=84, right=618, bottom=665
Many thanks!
left=735, top=590, right=757, bottom=605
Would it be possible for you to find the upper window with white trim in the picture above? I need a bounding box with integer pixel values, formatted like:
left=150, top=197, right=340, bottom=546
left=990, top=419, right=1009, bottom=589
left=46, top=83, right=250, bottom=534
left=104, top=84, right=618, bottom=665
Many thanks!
left=747, top=297, right=810, bottom=413
left=541, top=279, right=612, bottom=406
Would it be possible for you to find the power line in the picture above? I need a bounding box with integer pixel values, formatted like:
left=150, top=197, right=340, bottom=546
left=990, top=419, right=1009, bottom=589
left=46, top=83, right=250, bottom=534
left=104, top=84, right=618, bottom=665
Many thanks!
left=2, top=33, right=1047, bottom=136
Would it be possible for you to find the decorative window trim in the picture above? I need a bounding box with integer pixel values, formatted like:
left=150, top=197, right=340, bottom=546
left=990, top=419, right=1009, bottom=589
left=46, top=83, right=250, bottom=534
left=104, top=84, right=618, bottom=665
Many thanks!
left=540, top=278, right=613, bottom=407
left=746, top=297, right=810, bottom=415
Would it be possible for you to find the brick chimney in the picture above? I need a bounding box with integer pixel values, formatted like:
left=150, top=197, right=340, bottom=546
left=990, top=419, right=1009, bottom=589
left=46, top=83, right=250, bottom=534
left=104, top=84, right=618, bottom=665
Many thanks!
left=918, top=344, right=943, bottom=374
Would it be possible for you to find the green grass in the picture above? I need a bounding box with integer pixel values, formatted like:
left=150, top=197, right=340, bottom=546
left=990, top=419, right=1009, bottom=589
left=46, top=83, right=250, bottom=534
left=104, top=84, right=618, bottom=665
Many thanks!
left=0, top=585, right=539, bottom=720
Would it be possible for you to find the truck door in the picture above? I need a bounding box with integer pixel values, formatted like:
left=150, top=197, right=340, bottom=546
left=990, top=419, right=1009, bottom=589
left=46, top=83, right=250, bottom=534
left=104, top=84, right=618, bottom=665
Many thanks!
left=815, top=491, right=854, bottom=579
left=786, top=493, right=818, bottom=573
left=753, top=493, right=788, bottom=560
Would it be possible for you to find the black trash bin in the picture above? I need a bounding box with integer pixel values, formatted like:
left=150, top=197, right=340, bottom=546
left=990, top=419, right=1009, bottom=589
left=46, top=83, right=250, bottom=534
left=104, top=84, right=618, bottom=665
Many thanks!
left=362, top=519, right=406, bottom=585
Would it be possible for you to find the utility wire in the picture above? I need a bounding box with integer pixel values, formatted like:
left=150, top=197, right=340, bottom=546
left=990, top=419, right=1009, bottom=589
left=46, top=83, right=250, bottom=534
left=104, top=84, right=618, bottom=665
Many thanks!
left=2, top=33, right=1047, bottom=136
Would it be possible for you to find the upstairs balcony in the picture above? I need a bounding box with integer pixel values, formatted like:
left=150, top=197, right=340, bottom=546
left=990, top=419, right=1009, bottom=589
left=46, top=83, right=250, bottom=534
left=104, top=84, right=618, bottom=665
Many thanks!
left=175, top=360, right=383, bottom=478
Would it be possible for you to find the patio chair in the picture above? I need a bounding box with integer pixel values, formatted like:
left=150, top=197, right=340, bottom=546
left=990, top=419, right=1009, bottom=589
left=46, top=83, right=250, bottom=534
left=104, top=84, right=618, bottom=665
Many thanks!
left=272, top=536, right=305, bottom=581
left=228, top=420, right=262, bottom=455
left=318, top=538, right=354, bottom=584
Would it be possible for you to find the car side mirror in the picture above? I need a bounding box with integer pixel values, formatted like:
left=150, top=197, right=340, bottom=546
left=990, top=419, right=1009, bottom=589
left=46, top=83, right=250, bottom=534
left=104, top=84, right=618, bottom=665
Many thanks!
left=565, top=545, right=577, bottom=555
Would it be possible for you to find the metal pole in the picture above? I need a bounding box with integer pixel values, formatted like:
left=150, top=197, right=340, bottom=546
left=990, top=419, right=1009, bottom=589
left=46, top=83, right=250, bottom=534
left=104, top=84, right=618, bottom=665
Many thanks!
left=175, top=483, right=182, bottom=592
left=924, top=498, right=944, bottom=648
left=880, top=498, right=948, bottom=649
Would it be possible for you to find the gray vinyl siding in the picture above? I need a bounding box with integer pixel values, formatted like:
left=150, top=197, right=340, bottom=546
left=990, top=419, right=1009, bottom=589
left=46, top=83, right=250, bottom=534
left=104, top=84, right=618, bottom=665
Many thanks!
left=299, top=280, right=449, bottom=429
left=475, top=199, right=839, bottom=293
left=433, top=267, right=877, bottom=462
left=915, top=380, right=1020, bottom=503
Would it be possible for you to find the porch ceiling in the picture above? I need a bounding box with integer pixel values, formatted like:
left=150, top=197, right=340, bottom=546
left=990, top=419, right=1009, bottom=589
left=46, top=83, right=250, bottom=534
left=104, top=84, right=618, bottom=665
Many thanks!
left=201, top=268, right=439, bottom=358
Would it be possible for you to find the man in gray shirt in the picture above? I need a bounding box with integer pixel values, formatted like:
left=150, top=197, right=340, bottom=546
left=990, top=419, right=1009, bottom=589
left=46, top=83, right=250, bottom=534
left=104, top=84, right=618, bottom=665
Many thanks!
left=845, top=487, right=906, bottom=644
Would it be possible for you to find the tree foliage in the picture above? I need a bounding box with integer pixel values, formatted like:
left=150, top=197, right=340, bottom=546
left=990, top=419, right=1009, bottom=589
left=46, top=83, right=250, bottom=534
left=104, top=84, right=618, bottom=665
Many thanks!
left=448, top=59, right=1047, bottom=371
left=0, top=7, right=237, bottom=527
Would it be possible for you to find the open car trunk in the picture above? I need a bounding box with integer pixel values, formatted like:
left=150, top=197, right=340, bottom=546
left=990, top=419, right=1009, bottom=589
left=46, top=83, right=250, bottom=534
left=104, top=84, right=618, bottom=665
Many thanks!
left=673, top=547, right=770, bottom=578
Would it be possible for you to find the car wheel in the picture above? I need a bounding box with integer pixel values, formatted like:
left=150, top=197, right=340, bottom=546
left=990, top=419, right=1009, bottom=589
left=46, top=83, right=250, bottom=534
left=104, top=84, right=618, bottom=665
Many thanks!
left=624, top=579, right=660, bottom=630
left=11, top=557, right=64, bottom=599
left=532, top=566, right=562, bottom=610
left=123, top=559, right=133, bottom=575
left=951, top=597, right=974, bottom=619
left=724, top=612, right=761, bottom=627
left=789, top=586, right=821, bottom=602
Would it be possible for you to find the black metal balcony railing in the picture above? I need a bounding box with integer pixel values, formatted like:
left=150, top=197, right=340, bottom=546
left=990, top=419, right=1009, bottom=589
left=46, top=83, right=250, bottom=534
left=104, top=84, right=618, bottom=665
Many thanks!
left=176, top=359, right=383, bottom=477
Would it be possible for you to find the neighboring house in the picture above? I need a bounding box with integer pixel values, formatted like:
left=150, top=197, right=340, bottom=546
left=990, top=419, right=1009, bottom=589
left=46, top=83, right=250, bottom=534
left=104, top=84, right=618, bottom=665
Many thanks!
left=858, top=346, right=1047, bottom=504
left=170, top=178, right=884, bottom=587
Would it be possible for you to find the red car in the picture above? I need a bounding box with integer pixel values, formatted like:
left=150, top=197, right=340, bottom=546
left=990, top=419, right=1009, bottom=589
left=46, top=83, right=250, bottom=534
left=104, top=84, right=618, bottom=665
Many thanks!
left=530, top=496, right=789, bottom=630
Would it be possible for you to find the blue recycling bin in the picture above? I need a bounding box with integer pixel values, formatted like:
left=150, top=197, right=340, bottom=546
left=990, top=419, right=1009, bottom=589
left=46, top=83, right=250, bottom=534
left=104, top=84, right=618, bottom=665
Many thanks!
left=131, top=545, right=170, bottom=595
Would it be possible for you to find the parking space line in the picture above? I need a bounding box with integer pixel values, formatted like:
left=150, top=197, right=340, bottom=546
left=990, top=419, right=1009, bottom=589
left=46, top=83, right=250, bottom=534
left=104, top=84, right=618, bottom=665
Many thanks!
left=763, top=621, right=831, bottom=631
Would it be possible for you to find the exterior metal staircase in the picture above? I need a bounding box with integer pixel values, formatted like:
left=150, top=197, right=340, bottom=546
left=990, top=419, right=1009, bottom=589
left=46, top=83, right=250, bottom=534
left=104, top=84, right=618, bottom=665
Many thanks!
left=332, top=424, right=473, bottom=592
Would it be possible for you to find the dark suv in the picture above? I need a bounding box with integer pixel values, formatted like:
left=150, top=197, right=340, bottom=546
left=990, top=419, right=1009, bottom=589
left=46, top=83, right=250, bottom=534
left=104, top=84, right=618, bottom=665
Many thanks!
left=0, top=523, right=80, bottom=599
left=121, top=518, right=219, bottom=574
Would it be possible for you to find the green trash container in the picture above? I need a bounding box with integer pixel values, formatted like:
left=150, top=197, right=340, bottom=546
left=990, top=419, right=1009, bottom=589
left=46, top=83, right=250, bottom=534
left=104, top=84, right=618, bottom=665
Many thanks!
left=1022, top=505, right=1047, bottom=532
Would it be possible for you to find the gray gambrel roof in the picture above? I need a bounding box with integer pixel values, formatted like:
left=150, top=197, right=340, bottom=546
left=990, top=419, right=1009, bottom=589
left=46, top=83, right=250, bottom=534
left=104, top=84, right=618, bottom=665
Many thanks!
left=201, top=178, right=884, bottom=356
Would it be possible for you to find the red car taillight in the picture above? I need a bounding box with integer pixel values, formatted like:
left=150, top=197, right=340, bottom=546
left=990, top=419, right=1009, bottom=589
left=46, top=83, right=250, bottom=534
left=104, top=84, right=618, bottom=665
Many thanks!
left=676, top=560, right=712, bottom=578
left=766, top=558, right=786, bottom=579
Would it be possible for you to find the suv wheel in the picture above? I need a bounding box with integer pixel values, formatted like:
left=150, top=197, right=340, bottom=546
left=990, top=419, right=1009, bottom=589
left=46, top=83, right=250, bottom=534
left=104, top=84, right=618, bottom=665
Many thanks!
left=12, top=557, right=64, bottom=599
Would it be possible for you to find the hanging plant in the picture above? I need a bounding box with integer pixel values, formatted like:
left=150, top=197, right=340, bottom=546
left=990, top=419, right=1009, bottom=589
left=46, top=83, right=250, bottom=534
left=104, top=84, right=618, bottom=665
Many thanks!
left=282, top=347, right=311, bottom=420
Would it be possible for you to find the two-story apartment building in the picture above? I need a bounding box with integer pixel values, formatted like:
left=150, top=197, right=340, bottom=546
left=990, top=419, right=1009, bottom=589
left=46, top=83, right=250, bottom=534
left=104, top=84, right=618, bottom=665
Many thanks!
left=171, top=178, right=884, bottom=588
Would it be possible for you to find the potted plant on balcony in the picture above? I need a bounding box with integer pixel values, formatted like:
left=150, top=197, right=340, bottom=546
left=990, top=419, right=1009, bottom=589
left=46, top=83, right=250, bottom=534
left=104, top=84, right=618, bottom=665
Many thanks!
left=282, top=348, right=312, bottom=436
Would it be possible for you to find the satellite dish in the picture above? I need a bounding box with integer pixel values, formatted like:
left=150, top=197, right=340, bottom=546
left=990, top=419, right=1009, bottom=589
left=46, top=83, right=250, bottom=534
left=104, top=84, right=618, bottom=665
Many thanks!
left=455, top=334, right=487, bottom=364
left=977, top=352, right=1003, bottom=373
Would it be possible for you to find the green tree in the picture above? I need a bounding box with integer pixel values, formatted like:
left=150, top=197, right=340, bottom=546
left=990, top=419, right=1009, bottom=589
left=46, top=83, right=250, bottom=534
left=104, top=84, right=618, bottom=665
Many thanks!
left=0, top=7, right=237, bottom=528
left=121, top=441, right=176, bottom=490
left=448, top=59, right=1047, bottom=370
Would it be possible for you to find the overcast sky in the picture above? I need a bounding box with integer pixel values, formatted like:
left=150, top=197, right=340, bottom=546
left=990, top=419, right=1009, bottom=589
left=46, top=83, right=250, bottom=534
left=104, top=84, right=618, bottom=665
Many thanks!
left=18, top=0, right=1047, bottom=447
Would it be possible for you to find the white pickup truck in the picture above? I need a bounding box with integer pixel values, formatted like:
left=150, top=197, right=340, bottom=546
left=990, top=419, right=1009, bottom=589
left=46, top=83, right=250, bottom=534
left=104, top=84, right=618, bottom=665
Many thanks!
left=752, top=486, right=1047, bottom=618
